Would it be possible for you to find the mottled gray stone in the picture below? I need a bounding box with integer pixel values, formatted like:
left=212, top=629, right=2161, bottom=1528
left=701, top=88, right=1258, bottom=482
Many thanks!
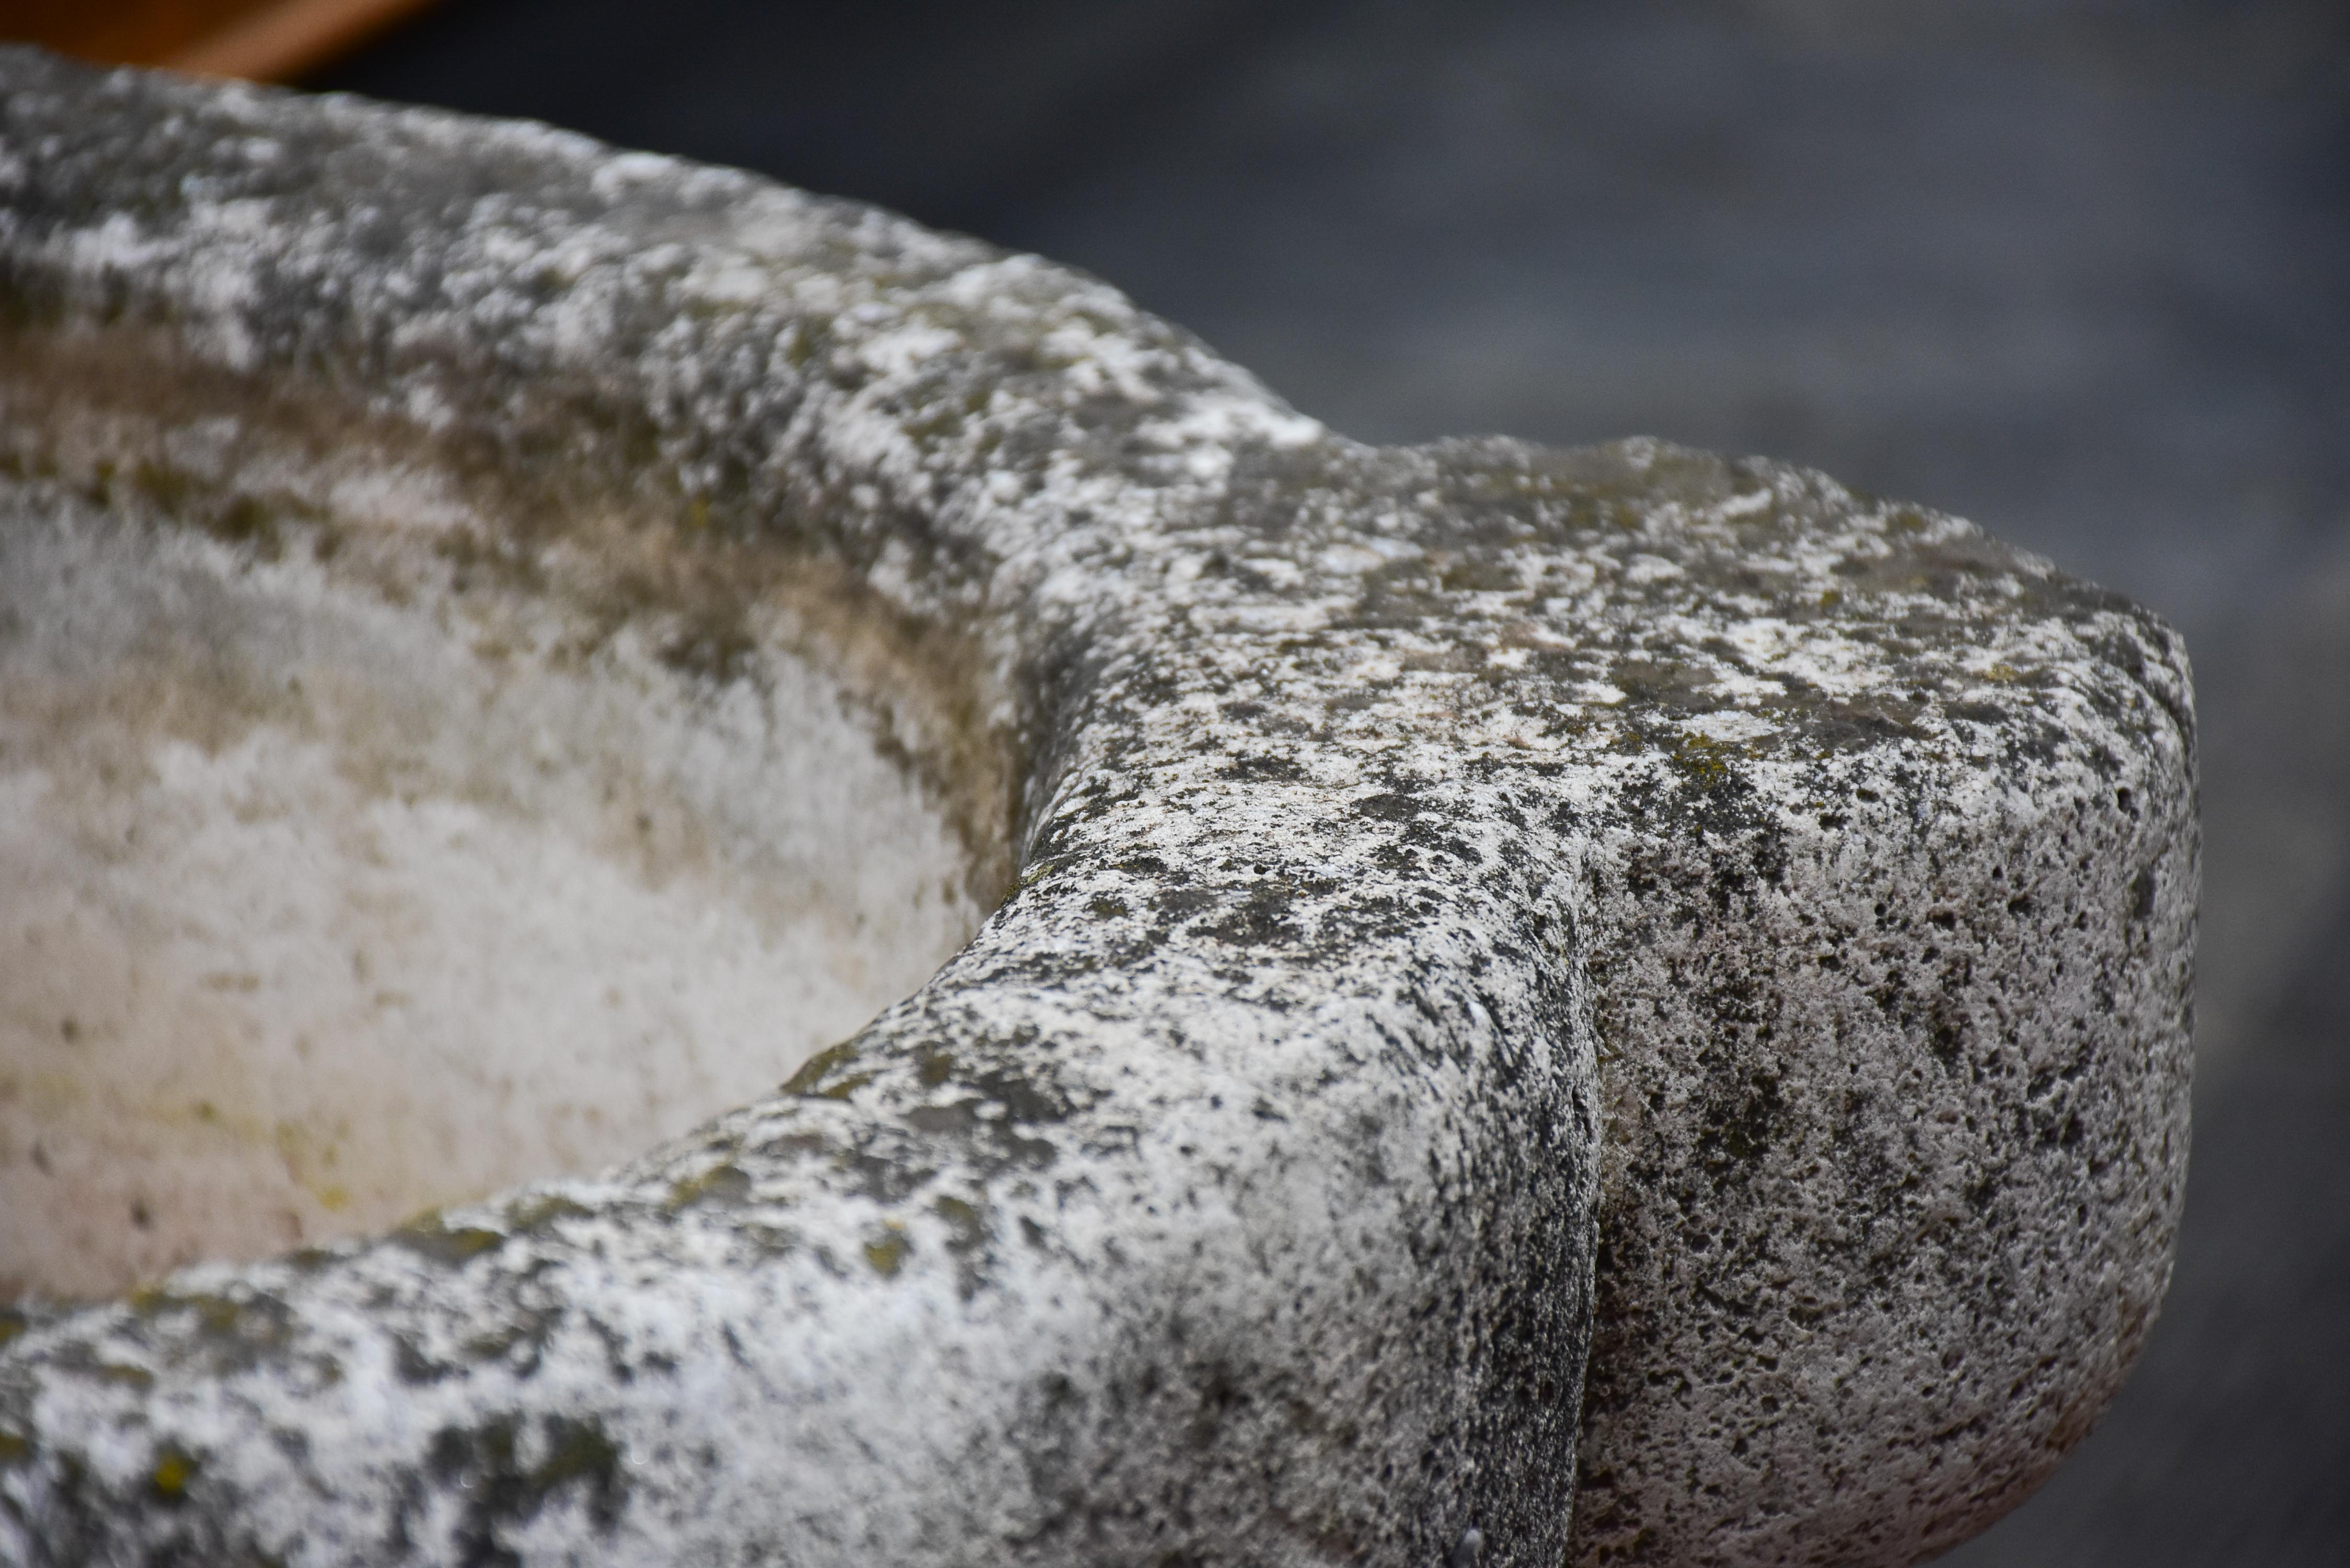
left=0, top=49, right=2193, bottom=1568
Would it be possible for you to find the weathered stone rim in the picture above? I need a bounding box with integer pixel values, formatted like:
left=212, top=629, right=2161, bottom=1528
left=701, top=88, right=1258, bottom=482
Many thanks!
left=0, top=48, right=2193, bottom=1568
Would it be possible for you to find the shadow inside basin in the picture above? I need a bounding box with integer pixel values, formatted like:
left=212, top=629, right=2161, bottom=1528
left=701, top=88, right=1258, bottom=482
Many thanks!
left=0, top=463, right=995, bottom=1302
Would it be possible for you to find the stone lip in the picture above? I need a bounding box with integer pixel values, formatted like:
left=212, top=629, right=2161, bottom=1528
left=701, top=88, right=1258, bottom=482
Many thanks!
left=0, top=47, right=2193, bottom=1568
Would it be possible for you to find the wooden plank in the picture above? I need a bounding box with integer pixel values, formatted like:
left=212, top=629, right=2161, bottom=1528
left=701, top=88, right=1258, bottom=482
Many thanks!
left=0, top=0, right=441, bottom=81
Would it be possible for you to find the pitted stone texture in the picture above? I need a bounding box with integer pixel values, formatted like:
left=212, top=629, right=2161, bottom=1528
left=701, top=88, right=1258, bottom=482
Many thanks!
left=0, top=50, right=2193, bottom=1568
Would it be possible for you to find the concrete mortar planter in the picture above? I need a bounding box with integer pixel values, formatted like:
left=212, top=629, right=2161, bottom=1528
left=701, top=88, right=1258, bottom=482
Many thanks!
left=0, top=49, right=2194, bottom=1568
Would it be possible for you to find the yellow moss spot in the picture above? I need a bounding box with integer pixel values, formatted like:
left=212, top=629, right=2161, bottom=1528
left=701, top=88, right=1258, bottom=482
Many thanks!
left=506, top=1193, right=593, bottom=1231
left=130, top=1289, right=247, bottom=1334
left=784, top=1042, right=859, bottom=1097
left=665, top=1162, right=750, bottom=1210
left=392, top=1215, right=505, bottom=1264
left=1818, top=589, right=1842, bottom=610
left=315, top=1184, right=351, bottom=1212
left=274, top=1119, right=348, bottom=1206
left=1987, top=662, right=2022, bottom=683
left=0, top=1431, right=30, bottom=1465
left=442, top=1227, right=502, bottom=1259
left=863, top=1223, right=909, bottom=1278
left=151, top=1446, right=196, bottom=1498
left=1673, top=733, right=1737, bottom=788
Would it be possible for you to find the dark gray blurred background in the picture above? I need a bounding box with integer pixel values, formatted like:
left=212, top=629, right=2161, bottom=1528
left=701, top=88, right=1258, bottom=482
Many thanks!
left=313, top=3, right=2349, bottom=1561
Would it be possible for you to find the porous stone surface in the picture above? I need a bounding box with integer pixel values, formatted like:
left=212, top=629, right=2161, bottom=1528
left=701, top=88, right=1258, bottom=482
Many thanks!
left=0, top=49, right=2194, bottom=1568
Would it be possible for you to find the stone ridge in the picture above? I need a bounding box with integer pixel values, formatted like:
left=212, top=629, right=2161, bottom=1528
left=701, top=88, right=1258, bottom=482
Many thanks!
left=0, top=47, right=2193, bottom=1568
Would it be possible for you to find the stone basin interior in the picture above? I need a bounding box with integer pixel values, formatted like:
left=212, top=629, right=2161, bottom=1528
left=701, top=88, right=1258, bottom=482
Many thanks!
left=0, top=420, right=1002, bottom=1303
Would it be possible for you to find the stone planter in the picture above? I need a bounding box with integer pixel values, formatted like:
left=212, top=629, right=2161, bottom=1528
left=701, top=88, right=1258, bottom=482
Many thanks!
left=0, top=49, right=2194, bottom=1568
